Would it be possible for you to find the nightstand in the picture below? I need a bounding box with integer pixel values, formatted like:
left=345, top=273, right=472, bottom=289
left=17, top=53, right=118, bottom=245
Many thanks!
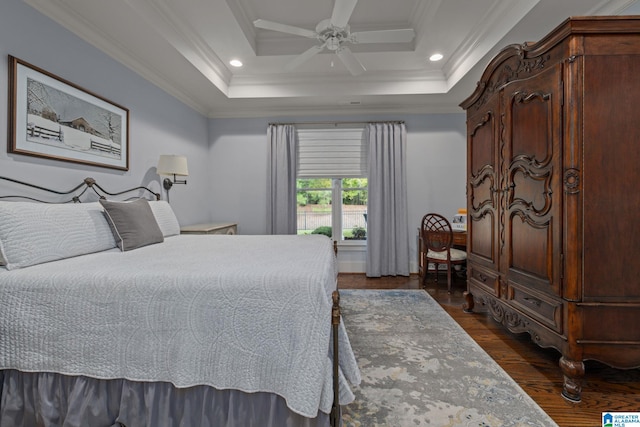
left=180, top=222, right=237, bottom=235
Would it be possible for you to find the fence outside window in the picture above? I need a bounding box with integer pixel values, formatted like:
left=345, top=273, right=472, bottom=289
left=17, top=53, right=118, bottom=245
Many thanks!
left=297, top=210, right=367, bottom=233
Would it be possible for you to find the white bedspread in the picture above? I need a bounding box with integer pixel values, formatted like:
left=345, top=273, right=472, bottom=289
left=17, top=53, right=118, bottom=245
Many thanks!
left=0, top=234, right=360, bottom=417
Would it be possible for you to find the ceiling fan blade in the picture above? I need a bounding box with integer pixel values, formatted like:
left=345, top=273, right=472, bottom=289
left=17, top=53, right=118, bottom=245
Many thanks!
left=336, top=46, right=365, bottom=76
left=350, top=28, right=415, bottom=44
left=254, top=19, right=317, bottom=39
left=284, top=44, right=326, bottom=71
left=330, top=0, right=358, bottom=28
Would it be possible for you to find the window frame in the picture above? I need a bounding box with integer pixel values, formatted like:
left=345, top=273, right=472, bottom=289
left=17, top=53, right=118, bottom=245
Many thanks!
left=296, top=126, right=368, bottom=245
left=296, top=178, right=367, bottom=245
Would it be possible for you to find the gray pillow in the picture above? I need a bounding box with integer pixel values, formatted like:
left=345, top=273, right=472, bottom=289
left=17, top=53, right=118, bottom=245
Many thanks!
left=99, top=199, right=164, bottom=251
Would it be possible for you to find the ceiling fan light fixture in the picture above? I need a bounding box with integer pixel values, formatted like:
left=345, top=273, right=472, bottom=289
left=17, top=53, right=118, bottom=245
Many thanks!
left=326, top=36, right=341, bottom=51
left=253, top=0, right=410, bottom=76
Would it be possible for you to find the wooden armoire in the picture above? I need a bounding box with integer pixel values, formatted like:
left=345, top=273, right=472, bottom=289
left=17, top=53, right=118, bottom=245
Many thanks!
left=460, top=16, right=640, bottom=402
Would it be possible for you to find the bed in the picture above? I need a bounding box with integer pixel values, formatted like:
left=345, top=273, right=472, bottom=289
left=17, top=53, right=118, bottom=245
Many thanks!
left=0, top=176, right=360, bottom=427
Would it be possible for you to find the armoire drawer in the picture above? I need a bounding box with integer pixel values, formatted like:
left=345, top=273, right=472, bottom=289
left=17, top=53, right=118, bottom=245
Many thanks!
left=467, top=264, right=499, bottom=297
left=509, top=284, right=564, bottom=334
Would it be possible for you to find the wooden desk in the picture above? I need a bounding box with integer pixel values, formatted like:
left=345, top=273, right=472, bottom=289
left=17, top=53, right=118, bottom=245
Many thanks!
left=452, top=230, right=467, bottom=247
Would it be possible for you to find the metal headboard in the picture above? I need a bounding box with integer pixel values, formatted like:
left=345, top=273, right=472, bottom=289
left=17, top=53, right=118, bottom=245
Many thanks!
left=0, top=176, right=161, bottom=203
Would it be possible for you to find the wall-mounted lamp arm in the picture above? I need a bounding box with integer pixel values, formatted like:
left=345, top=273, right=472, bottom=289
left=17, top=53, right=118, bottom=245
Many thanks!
left=163, top=174, right=187, bottom=190
left=157, top=155, right=189, bottom=201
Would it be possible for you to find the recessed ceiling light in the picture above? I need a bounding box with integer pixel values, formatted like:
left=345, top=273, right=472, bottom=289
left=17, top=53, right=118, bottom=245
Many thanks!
left=230, top=59, right=243, bottom=67
left=429, top=53, right=443, bottom=62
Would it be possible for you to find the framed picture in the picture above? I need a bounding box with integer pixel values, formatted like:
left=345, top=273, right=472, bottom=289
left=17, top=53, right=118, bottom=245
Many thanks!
left=8, top=55, right=129, bottom=171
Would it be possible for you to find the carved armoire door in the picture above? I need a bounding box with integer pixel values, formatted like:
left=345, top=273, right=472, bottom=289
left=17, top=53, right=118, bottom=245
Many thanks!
left=466, top=92, right=500, bottom=298
left=500, top=62, right=564, bottom=315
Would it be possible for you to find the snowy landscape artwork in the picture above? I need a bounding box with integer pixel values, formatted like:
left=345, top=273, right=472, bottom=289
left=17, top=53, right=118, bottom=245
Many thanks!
left=9, top=56, right=129, bottom=170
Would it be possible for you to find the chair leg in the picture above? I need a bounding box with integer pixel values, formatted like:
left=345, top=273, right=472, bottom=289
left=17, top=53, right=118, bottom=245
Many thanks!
left=447, top=265, right=452, bottom=294
left=423, top=262, right=436, bottom=287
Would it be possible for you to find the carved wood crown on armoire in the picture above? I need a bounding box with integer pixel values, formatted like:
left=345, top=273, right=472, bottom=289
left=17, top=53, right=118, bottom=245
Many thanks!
left=460, top=16, right=640, bottom=403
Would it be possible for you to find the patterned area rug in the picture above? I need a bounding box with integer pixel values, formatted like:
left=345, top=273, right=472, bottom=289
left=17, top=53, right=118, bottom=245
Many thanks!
left=340, top=289, right=557, bottom=427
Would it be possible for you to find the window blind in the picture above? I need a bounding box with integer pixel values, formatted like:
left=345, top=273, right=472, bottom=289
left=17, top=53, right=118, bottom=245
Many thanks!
left=297, top=127, right=367, bottom=178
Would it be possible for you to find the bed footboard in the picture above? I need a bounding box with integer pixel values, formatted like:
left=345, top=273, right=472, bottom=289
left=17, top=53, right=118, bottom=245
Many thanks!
left=331, top=290, right=341, bottom=427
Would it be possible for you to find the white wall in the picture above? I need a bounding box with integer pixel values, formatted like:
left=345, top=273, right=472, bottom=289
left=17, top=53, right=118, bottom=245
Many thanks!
left=0, top=0, right=211, bottom=226
left=209, top=114, right=467, bottom=273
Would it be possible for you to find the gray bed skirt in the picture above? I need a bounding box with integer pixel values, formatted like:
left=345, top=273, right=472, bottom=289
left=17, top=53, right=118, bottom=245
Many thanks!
left=0, top=370, right=331, bottom=427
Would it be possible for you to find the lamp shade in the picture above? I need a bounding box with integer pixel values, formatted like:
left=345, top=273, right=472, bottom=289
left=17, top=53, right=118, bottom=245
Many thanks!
left=157, top=155, right=188, bottom=176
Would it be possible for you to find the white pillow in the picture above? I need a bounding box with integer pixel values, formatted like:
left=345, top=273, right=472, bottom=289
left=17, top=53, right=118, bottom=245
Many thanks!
left=149, top=200, right=181, bottom=237
left=0, top=201, right=117, bottom=270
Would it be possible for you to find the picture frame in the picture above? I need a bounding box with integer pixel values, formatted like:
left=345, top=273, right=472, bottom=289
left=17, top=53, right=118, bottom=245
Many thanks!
left=8, top=55, right=129, bottom=171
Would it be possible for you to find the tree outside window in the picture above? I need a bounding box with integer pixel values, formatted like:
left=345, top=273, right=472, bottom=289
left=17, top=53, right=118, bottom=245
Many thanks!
left=297, top=178, right=367, bottom=241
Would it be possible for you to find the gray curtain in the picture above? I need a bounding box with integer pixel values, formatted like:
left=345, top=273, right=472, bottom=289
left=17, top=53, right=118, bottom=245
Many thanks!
left=366, top=122, right=410, bottom=277
left=266, top=124, right=297, bottom=235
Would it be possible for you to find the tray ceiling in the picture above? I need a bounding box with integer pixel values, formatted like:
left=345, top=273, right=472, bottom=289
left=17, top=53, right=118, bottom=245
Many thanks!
left=22, top=0, right=640, bottom=117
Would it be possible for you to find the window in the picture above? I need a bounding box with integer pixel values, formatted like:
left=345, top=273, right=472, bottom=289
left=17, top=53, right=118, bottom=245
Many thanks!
left=297, top=178, right=367, bottom=240
left=296, top=127, right=368, bottom=242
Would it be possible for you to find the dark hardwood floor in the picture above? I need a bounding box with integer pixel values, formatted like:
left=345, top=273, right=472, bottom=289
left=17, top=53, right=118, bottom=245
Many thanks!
left=338, top=272, right=640, bottom=427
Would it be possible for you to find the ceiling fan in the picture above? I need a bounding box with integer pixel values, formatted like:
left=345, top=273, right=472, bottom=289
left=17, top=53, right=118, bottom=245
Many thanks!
left=253, top=0, right=415, bottom=76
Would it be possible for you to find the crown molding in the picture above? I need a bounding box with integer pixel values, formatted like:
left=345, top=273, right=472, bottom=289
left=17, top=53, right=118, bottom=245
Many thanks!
left=443, top=0, right=539, bottom=89
left=22, top=0, right=213, bottom=115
